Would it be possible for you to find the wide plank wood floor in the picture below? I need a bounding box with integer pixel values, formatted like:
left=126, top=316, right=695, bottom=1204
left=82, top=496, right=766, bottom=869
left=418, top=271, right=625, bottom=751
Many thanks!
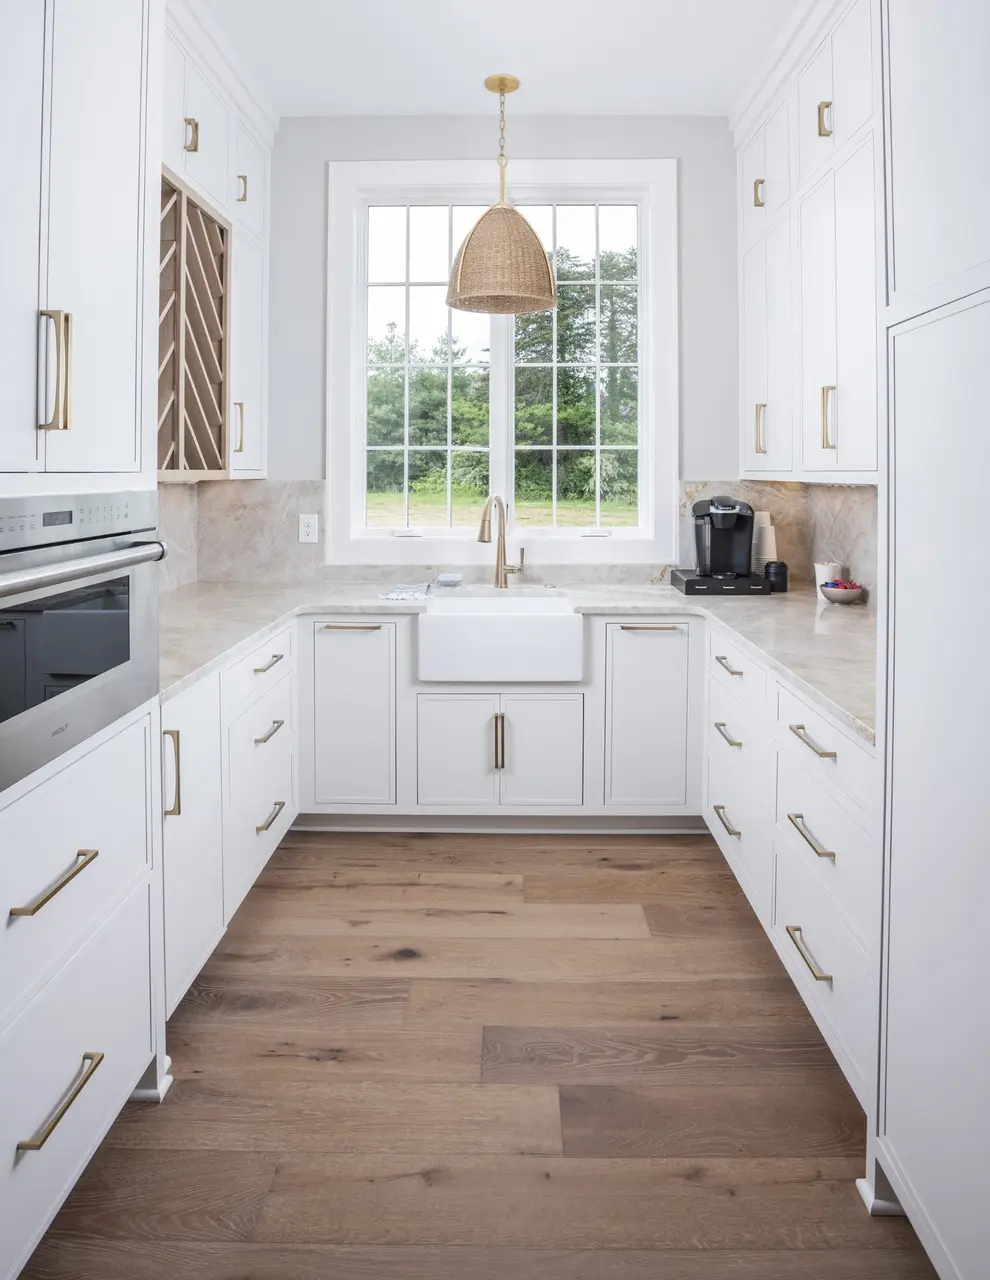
left=24, top=832, right=936, bottom=1279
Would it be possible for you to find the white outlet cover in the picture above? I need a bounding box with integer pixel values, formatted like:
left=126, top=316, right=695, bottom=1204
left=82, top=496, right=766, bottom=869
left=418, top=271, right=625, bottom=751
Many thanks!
left=298, top=514, right=319, bottom=543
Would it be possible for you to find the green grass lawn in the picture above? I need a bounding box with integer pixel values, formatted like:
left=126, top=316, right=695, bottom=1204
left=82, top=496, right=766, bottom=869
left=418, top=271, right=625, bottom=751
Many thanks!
left=366, top=489, right=637, bottom=529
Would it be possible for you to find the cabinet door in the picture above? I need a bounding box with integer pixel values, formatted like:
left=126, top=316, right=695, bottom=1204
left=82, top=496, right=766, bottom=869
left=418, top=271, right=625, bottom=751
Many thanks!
left=183, top=59, right=229, bottom=210
left=799, top=176, right=838, bottom=471
left=417, top=694, right=499, bottom=808
left=797, top=39, right=834, bottom=187
left=0, top=1, right=45, bottom=471
left=740, top=127, right=766, bottom=247
left=830, top=0, right=872, bottom=151
left=162, top=32, right=187, bottom=177
left=313, top=622, right=395, bottom=805
left=499, top=695, right=584, bottom=807
left=604, top=623, right=689, bottom=807
left=43, top=0, right=147, bottom=474
left=740, top=239, right=768, bottom=471
left=764, top=215, right=793, bottom=471
left=763, top=102, right=790, bottom=217
left=833, top=137, right=877, bottom=471
left=233, top=121, right=266, bottom=238
left=162, top=674, right=224, bottom=1018
left=229, top=234, right=266, bottom=474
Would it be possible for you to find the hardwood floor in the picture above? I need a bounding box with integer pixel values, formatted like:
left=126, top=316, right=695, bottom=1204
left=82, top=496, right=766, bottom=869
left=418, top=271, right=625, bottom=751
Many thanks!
left=24, top=833, right=936, bottom=1279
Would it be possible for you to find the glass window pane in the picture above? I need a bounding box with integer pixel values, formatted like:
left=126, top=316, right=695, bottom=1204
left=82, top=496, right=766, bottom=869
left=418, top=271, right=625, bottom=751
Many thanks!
left=556, top=205, right=595, bottom=281
left=557, top=367, right=596, bottom=446
left=557, top=285, right=596, bottom=363
left=366, top=449, right=404, bottom=527
left=408, top=450, right=449, bottom=527
left=600, top=284, right=638, bottom=363
left=514, top=367, right=553, bottom=446
left=409, top=367, right=448, bottom=446
left=366, top=368, right=405, bottom=446
left=451, top=451, right=490, bottom=527
left=515, top=309, right=553, bottom=364
left=518, top=205, right=553, bottom=254
left=600, top=449, right=638, bottom=527
left=557, top=450, right=597, bottom=526
left=367, top=286, right=406, bottom=357
left=408, top=286, right=448, bottom=364
left=599, top=206, right=638, bottom=281
left=452, top=206, right=488, bottom=258
left=450, top=309, right=491, bottom=364
left=409, top=206, right=449, bottom=281
left=368, top=207, right=406, bottom=283
left=601, top=367, right=638, bottom=445
left=452, top=367, right=489, bottom=447
left=514, top=450, right=553, bottom=527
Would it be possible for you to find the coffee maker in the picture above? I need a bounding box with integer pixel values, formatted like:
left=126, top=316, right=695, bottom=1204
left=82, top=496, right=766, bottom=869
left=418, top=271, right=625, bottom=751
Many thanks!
left=671, top=497, right=771, bottom=595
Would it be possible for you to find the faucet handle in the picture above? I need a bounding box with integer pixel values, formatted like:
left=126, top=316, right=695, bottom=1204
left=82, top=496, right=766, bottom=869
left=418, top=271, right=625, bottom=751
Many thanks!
left=505, top=546, right=525, bottom=576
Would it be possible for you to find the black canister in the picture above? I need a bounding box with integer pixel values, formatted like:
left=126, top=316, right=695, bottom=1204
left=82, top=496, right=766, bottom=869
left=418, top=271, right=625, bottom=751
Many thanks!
left=764, top=561, right=788, bottom=592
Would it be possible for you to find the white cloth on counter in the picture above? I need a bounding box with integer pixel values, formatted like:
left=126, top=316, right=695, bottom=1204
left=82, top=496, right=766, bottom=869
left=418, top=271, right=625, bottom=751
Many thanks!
left=379, top=582, right=431, bottom=601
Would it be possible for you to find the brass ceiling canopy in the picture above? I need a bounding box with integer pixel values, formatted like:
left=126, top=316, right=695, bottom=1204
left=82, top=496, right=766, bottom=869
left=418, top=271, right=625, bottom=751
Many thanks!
left=446, top=75, right=557, bottom=316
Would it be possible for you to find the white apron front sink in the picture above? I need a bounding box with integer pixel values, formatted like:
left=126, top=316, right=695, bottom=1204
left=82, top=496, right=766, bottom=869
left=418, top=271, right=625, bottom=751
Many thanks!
left=417, top=594, right=584, bottom=682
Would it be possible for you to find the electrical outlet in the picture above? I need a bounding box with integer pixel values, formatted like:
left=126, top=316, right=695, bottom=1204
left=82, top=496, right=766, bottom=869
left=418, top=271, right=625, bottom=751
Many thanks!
left=298, top=514, right=319, bottom=544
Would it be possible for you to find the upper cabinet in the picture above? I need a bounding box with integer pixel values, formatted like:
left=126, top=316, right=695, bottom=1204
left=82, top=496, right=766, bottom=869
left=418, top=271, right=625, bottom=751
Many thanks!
left=740, top=99, right=790, bottom=248
left=797, top=0, right=873, bottom=188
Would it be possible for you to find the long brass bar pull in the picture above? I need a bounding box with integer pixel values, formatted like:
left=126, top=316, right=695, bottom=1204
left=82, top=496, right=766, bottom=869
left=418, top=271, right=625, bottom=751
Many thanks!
left=493, top=714, right=501, bottom=771
left=320, top=625, right=382, bottom=632
left=17, top=1052, right=105, bottom=1151
left=184, top=117, right=199, bottom=152
left=620, top=625, right=679, bottom=632
left=714, top=722, right=743, bottom=748
left=789, top=724, right=837, bottom=759
left=787, top=812, right=836, bottom=860
left=755, top=403, right=767, bottom=454
left=10, top=849, right=99, bottom=918
left=499, top=712, right=506, bottom=771
left=817, top=100, right=832, bottom=137
left=63, top=311, right=72, bottom=429
left=256, top=800, right=286, bottom=834
left=163, top=729, right=181, bottom=816
left=253, top=653, right=284, bottom=674
left=820, top=385, right=836, bottom=450
left=713, top=804, right=741, bottom=838
left=254, top=719, right=284, bottom=746
left=786, top=925, right=832, bottom=982
left=40, top=310, right=68, bottom=430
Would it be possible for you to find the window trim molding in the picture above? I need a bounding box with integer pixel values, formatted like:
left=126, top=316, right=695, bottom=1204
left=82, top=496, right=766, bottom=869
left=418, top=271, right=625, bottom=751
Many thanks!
left=325, top=158, right=679, bottom=566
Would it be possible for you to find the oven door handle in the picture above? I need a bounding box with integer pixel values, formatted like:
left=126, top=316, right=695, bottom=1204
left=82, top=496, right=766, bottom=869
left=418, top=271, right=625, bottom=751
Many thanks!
left=0, top=541, right=167, bottom=600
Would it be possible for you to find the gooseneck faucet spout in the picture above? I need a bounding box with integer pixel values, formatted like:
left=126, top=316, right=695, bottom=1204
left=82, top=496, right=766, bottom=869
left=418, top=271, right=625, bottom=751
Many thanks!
left=477, top=494, right=524, bottom=589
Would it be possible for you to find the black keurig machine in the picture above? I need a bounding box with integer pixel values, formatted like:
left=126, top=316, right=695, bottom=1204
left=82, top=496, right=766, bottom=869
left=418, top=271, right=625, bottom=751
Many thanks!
left=672, top=497, right=771, bottom=595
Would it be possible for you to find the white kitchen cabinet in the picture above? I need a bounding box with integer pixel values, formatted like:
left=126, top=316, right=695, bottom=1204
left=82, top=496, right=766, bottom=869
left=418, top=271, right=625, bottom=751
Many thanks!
left=164, top=48, right=229, bottom=211
left=162, top=31, right=187, bottom=177
left=604, top=623, right=689, bottom=807
left=161, top=673, right=224, bottom=1018
left=233, top=121, right=267, bottom=238
left=313, top=622, right=396, bottom=805
left=740, top=100, right=789, bottom=247
left=742, top=216, right=792, bottom=472
left=797, top=0, right=872, bottom=187
left=417, top=694, right=500, bottom=809
left=229, top=233, right=266, bottom=474
left=498, top=695, right=585, bottom=808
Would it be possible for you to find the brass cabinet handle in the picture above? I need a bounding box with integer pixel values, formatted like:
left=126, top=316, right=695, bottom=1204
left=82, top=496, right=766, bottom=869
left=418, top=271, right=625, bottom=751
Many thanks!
left=789, top=724, right=837, bottom=759
left=253, top=653, right=284, bottom=674
left=254, top=719, right=284, bottom=746
left=499, top=712, right=506, bottom=771
left=755, top=403, right=767, bottom=454
left=620, top=624, right=679, bottom=631
left=233, top=402, right=245, bottom=453
left=493, top=713, right=501, bottom=771
left=40, top=309, right=71, bottom=431
left=320, top=624, right=382, bottom=631
left=237, top=173, right=248, bottom=202
left=820, top=385, right=837, bottom=450
left=184, top=117, right=199, bottom=152
left=817, top=100, right=833, bottom=137
left=753, top=177, right=766, bottom=208
left=9, top=849, right=99, bottom=918
left=256, top=800, right=286, bottom=834
left=714, top=722, right=743, bottom=748
left=787, top=812, right=836, bottom=859
left=713, top=804, right=741, bottom=838
left=715, top=654, right=743, bottom=677
left=163, top=728, right=181, bottom=816
left=786, top=925, right=832, bottom=982
left=17, top=1051, right=104, bottom=1151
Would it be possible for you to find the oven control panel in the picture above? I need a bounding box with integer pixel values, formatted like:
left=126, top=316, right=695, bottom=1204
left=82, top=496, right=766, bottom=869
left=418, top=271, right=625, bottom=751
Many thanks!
left=0, top=491, right=158, bottom=553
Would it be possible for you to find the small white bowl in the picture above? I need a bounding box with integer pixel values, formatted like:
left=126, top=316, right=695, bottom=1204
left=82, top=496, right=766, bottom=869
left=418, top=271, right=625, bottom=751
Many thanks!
left=820, top=585, right=864, bottom=605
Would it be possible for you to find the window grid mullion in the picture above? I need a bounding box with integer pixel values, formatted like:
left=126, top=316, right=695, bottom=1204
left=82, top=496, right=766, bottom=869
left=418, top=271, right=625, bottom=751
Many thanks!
left=402, top=204, right=411, bottom=530
left=551, top=202, right=558, bottom=529
left=595, top=203, right=602, bottom=529
left=446, top=205, right=453, bottom=529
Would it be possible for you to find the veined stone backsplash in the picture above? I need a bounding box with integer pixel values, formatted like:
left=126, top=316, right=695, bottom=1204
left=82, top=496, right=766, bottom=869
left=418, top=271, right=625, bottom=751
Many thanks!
left=158, top=477, right=878, bottom=595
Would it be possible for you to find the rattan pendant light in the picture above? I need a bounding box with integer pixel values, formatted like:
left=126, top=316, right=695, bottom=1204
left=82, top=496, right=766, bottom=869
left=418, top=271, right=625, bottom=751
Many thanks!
left=446, top=75, right=557, bottom=315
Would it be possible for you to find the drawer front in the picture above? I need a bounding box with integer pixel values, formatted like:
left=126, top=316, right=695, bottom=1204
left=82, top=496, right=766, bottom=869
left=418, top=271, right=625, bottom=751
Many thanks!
left=777, top=686, right=878, bottom=813
left=222, top=624, right=294, bottom=716
left=708, top=629, right=768, bottom=712
left=0, top=884, right=153, bottom=1279
left=706, top=748, right=772, bottom=923
left=229, top=672, right=293, bottom=801
left=776, top=750, right=879, bottom=954
left=708, top=677, right=772, bottom=811
left=0, top=717, right=151, bottom=1025
left=773, top=840, right=873, bottom=1094
left=223, top=738, right=294, bottom=923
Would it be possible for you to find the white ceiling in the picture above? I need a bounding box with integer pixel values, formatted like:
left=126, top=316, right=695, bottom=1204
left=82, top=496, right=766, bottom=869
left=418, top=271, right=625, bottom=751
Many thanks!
left=198, top=0, right=800, bottom=119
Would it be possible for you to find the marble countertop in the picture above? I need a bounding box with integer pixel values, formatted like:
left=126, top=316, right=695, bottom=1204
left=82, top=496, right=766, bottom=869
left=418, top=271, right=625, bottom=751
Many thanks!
left=159, top=580, right=877, bottom=744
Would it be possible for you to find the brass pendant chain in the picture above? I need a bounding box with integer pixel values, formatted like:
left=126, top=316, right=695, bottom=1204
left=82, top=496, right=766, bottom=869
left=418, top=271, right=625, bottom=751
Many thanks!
left=498, top=89, right=508, bottom=205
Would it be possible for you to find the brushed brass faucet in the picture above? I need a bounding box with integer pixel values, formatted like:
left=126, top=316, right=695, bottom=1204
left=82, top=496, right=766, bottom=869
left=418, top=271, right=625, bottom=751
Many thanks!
left=477, top=494, right=524, bottom=588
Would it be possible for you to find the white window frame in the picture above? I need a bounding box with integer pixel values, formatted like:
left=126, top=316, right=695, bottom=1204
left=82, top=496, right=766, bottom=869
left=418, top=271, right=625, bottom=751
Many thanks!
left=325, top=158, right=679, bottom=566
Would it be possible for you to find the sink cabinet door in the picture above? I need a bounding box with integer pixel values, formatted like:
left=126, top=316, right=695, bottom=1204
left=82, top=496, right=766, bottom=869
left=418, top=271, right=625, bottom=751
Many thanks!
left=604, top=623, right=689, bottom=807
left=417, top=694, right=500, bottom=808
left=499, top=695, right=584, bottom=807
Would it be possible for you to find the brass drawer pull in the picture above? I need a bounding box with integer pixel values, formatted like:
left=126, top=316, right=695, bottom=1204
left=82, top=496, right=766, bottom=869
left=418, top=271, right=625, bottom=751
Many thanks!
left=499, top=712, right=506, bottom=771
left=493, top=713, right=501, bottom=771
left=320, top=624, right=383, bottom=631
left=753, top=177, right=766, bottom=208
left=820, top=384, right=837, bottom=450
left=17, top=1052, right=104, bottom=1151
left=40, top=309, right=71, bottom=431
left=254, top=719, right=285, bottom=746
left=184, top=116, right=199, bottom=152
left=755, top=403, right=767, bottom=454
left=253, top=652, right=284, bottom=674
left=237, top=173, right=248, bottom=202
left=817, top=100, right=832, bottom=137
left=713, top=804, right=741, bottom=838
left=10, top=849, right=99, bottom=918
left=786, top=925, right=832, bottom=982
left=787, top=812, right=835, bottom=859
left=789, top=724, right=837, bottom=759
left=714, top=722, right=743, bottom=748
left=256, top=800, right=286, bottom=834
left=620, top=624, right=679, bottom=631
left=715, top=654, right=743, bottom=677
left=163, top=728, right=181, bottom=816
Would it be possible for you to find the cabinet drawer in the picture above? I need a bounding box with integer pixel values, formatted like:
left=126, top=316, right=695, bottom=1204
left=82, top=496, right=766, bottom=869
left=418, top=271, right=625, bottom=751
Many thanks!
left=708, top=629, right=767, bottom=712
left=706, top=749, right=772, bottom=923
left=222, top=624, right=294, bottom=716
left=223, top=737, right=294, bottom=922
left=777, top=686, right=878, bottom=813
left=708, top=677, right=772, bottom=811
left=776, top=750, right=879, bottom=954
left=229, top=672, right=293, bottom=798
left=0, top=717, right=151, bottom=1025
left=773, top=840, right=872, bottom=1097
left=0, top=884, right=153, bottom=1280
